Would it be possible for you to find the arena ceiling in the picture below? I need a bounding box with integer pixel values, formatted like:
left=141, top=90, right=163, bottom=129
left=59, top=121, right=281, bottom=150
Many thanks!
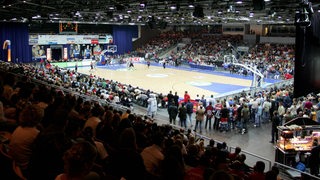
left=0, top=0, right=319, bottom=25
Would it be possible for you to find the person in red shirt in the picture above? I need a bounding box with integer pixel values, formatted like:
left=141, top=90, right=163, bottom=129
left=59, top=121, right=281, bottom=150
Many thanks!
left=205, top=102, right=214, bottom=130
left=184, top=91, right=190, bottom=104
left=229, top=147, right=241, bottom=162
left=248, top=161, right=265, bottom=180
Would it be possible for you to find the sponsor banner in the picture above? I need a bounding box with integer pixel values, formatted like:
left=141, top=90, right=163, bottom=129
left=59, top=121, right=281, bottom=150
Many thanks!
left=63, top=47, right=68, bottom=60
left=29, top=35, right=39, bottom=45
left=35, top=34, right=113, bottom=45
left=46, top=48, right=52, bottom=61
left=123, top=57, right=145, bottom=62
left=91, top=39, right=99, bottom=44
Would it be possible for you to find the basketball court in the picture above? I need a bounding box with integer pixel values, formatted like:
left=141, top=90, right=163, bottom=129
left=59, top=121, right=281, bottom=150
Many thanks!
left=74, top=62, right=280, bottom=99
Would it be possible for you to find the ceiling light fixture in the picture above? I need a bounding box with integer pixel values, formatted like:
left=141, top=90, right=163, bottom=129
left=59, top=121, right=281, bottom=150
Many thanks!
left=170, top=5, right=176, bottom=10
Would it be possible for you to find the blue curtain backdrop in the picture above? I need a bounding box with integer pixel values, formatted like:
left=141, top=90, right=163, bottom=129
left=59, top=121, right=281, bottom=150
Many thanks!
left=112, top=25, right=137, bottom=54
left=0, top=23, right=31, bottom=63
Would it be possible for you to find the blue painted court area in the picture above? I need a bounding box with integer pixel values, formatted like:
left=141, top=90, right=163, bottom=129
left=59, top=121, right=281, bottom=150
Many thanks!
left=198, top=82, right=248, bottom=94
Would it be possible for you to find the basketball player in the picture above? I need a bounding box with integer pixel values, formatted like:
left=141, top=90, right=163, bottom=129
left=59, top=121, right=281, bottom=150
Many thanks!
left=147, top=60, right=150, bottom=68
left=128, top=60, right=135, bottom=70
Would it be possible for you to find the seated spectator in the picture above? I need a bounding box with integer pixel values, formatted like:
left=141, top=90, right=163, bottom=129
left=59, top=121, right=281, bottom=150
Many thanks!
left=160, top=144, right=185, bottom=180
left=9, top=104, right=44, bottom=171
left=109, top=127, right=147, bottom=180
left=229, top=160, right=247, bottom=180
left=248, top=161, right=265, bottom=180
left=55, top=141, right=99, bottom=180
left=141, top=132, right=164, bottom=178
left=229, top=147, right=241, bottom=162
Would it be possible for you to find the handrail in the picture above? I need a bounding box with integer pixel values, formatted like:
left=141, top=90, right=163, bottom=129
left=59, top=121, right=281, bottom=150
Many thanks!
left=229, top=146, right=272, bottom=171
left=274, top=162, right=320, bottom=180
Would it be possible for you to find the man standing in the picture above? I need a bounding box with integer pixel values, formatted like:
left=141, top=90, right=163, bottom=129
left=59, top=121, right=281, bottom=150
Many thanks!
left=270, top=111, right=280, bottom=143
left=178, top=103, right=187, bottom=129
left=184, top=91, right=191, bottom=104
left=205, top=102, right=214, bottom=130
left=241, top=104, right=250, bottom=134
left=173, top=92, right=179, bottom=107
left=186, top=100, right=194, bottom=127
left=278, top=102, right=285, bottom=125
left=309, top=140, right=320, bottom=176
left=194, top=106, right=205, bottom=133
left=167, top=91, right=174, bottom=108
left=168, top=100, right=178, bottom=125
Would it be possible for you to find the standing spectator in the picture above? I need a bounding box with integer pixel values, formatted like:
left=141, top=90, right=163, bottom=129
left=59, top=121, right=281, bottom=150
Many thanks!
left=204, top=102, right=214, bottom=130
left=168, top=101, right=178, bottom=125
left=186, top=100, right=194, bottom=127
left=178, top=103, right=187, bottom=129
left=213, top=100, right=222, bottom=130
left=240, top=104, right=250, bottom=134
left=200, top=95, right=207, bottom=108
left=220, top=104, right=229, bottom=132
left=278, top=102, right=285, bottom=125
left=309, top=140, right=320, bottom=176
left=207, top=95, right=216, bottom=106
left=255, top=102, right=263, bottom=127
left=270, top=111, right=280, bottom=144
left=263, top=98, right=272, bottom=123
left=194, top=106, right=205, bottom=133
left=167, top=91, right=174, bottom=108
left=173, top=92, right=179, bottom=107
left=147, top=94, right=157, bottom=118
left=184, top=91, right=191, bottom=104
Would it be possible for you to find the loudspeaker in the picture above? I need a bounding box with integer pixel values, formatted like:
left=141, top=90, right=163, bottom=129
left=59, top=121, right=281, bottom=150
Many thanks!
left=252, top=0, right=265, bottom=11
left=148, top=21, right=157, bottom=29
left=193, top=5, right=204, bottom=18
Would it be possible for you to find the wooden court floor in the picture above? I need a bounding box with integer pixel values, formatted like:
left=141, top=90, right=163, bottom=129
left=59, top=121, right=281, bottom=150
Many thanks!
left=77, top=63, right=252, bottom=99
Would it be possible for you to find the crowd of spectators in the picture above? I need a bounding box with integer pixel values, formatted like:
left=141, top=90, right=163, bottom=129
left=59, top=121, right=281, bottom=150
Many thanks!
left=0, top=29, right=319, bottom=179
left=0, top=63, right=285, bottom=180
left=134, top=30, right=187, bottom=60
left=131, top=29, right=295, bottom=81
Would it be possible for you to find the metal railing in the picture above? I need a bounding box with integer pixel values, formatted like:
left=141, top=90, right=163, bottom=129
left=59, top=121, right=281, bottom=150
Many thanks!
left=274, top=162, right=320, bottom=180
left=229, top=146, right=272, bottom=171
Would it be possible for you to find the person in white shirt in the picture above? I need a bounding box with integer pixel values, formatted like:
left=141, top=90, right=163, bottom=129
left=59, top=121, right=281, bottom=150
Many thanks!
left=262, top=99, right=271, bottom=123
left=147, top=94, right=158, bottom=118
